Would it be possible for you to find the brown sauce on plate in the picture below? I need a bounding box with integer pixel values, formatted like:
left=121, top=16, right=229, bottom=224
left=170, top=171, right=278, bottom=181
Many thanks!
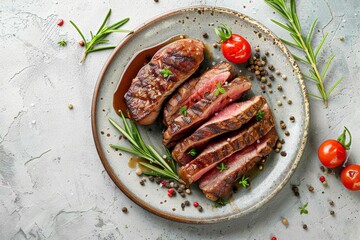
left=128, top=156, right=151, bottom=171
left=113, top=35, right=186, bottom=117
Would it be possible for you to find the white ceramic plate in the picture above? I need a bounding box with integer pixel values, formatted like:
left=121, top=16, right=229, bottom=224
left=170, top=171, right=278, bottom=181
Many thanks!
left=91, top=6, right=309, bottom=223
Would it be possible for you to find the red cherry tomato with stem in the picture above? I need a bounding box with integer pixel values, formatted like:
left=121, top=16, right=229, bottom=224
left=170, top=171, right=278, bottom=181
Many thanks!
left=318, top=127, right=352, bottom=168
left=215, top=24, right=252, bottom=64
left=341, top=164, right=360, bottom=191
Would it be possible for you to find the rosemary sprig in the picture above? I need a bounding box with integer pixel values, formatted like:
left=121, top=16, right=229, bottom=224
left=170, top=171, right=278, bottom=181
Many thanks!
left=264, top=0, right=343, bottom=107
left=70, top=9, right=133, bottom=63
left=109, top=112, right=182, bottom=182
left=57, top=40, right=67, bottom=46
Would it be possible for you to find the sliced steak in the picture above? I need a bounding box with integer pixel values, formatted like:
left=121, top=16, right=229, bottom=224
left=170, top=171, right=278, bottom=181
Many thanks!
left=162, top=76, right=252, bottom=147
left=163, top=62, right=235, bottom=126
left=125, top=38, right=204, bottom=125
left=172, top=95, right=267, bottom=165
left=198, top=128, right=278, bottom=201
left=178, top=104, right=275, bottom=184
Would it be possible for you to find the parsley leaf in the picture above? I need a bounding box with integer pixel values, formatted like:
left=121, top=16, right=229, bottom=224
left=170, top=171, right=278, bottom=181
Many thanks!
left=57, top=40, right=67, bottom=46
left=299, top=202, right=309, bottom=215
left=179, top=105, right=187, bottom=116
left=214, top=82, right=226, bottom=97
left=188, top=149, right=197, bottom=157
left=216, top=162, right=229, bottom=172
left=214, top=197, right=227, bottom=208
left=256, top=110, right=264, bottom=122
left=239, top=175, right=250, bottom=188
left=160, top=67, right=173, bottom=78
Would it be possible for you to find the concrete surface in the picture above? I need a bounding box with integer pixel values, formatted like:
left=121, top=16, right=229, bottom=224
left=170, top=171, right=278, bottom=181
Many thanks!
left=0, top=0, right=359, bottom=239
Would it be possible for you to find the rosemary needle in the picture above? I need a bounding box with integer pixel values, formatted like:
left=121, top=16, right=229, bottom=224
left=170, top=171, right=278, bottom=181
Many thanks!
left=70, top=9, right=133, bottom=63
left=109, top=112, right=183, bottom=183
left=264, top=0, right=343, bottom=107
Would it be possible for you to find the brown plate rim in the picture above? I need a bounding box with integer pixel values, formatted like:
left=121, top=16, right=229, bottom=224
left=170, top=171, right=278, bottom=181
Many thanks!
left=91, top=5, right=310, bottom=224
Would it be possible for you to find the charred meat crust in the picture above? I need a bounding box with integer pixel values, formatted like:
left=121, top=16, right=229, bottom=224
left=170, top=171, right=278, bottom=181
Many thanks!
left=199, top=128, right=278, bottom=201
left=172, top=95, right=267, bottom=165
left=178, top=104, right=275, bottom=184
left=162, top=76, right=252, bottom=147
left=163, top=62, right=235, bottom=126
left=125, top=38, right=204, bottom=125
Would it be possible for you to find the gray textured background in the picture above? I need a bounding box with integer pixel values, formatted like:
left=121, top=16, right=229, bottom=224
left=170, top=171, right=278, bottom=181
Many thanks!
left=0, top=0, right=359, bottom=239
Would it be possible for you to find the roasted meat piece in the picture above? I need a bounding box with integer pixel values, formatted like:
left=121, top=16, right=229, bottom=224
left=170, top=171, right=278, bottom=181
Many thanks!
left=163, top=62, right=235, bottom=126
left=172, top=95, right=267, bottom=164
left=198, top=128, right=278, bottom=201
left=178, top=104, right=275, bottom=184
left=162, top=76, right=252, bottom=147
left=125, top=38, right=204, bottom=125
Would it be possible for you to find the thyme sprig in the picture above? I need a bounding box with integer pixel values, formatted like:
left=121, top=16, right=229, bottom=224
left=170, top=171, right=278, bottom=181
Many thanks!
left=264, top=0, right=343, bottom=107
left=109, top=112, right=183, bottom=183
left=70, top=9, right=133, bottom=63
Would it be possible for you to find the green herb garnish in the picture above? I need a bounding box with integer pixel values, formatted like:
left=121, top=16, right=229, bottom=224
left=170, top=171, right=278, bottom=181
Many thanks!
left=214, top=82, right=226, bottom=97
left=256, top=110, right=264, bottom=122
left=188, top=148, right=197, bottom=157
left=214, top=23, right=232, bottom=42
left=70, top=9, right=132, bottom=63
left=160, top=67, right=173, bottom=78
left=214, top=197, right=228, bottom=208
left=264, top=0, right=343, bottom=107
left=239, top=175, right=250, bottom=188
left=57, top=40, right=67, bottom=46
left=179, top=105, right=187, bottom=116
left=216, top=162, right=229, bottom=172
left=299, top=202, right=309, bottom=214
left=109, top=111, right=183, bottom=183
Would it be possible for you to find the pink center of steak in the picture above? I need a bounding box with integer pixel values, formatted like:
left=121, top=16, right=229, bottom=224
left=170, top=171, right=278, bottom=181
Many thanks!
left=172, top=95, right=266, bottom=165
left=198, top=128, right=278, bottom=201
left=178, top=104, right=274, bottom=184
left=162, top=76, right=252, bottom=147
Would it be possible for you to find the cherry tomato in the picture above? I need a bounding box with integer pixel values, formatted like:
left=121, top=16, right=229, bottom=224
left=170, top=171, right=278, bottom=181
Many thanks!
left=215, top=24, right=252, bottom=64
left=318, top=127, right=352, bottom=168
left=340, top=164, right=360, bottom=191
left=318, top=139, right=346, bottom=168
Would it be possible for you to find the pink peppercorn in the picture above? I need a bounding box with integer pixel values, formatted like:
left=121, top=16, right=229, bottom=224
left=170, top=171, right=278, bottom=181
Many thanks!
left=57, top=19, right=64, bottom=26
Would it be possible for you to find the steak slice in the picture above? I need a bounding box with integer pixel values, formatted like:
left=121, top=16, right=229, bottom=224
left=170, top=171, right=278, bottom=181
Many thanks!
left=162, top=76, right=252, bottom=147
left=125, top=38, right=204, bottom=125
left=163, top=62, right=235, bottom=126
left=198, top=128, right=278, bottom=201
left=172, top=95, right=267, bottom=165
left=178, top=104, right=275, bottom=184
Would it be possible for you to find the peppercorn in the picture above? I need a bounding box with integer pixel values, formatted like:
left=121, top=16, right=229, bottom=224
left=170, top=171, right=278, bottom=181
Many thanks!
left=155, top=176, right=162, bottom=184
left=320, top=166, right=326, bottom=172
left=290, top=116, right=295, bottom=122
left=122, top=207, right=128, bottom=213
left=198, top=205, right=203, bottom=212
left=202, top=32, right=208, bottom=38
left=271, top=237, right=277, bottom=240
left=277, top=101, right=282, bottom=106
left=185, top=200, right=190, bottom=206
left=193, top=201, right=199, bottom=207
left=284, top=130, right=290, bottom=136
left=330, top=210, right=335, bottom=215
left=308, top=186, right=314, bottom=192
left=319, top=176, right=326, bottom=182
left=213, top=43, right=218, bottom=48
left=287, top=99, right=293, bottom=105
left=135, top=168, right=142, bottom=176
left=292, top=186, right=300, bottom=197
left=329, top=200, right=334, bottom=206
left=276, top=142, right=282, bottom=149
left=303, top=224, right=308, bottom=230
left=269, top=74, right=275, bottom=80
left=185, top=189, right=191, bottom=194
left=255, top=46, right=260, bottom=52
left=282, top=217, right=289, bottom=226
left=79, top=40, right=84, bottom=46
left=281, top=151, right=287, bottom=157
left=180, top=192, right=186, bottom=198
left=57, top=19, right=64, bottom=26
left=68, top=103, right=73, bottom=110
left=277, top=85, right=283, bottom=91
left=260, top=84, right=266, bottom=90
left=181, top=203, right=185, bottom=210
left=265, top=51, right=269, bottom=56
left=268, top=89, right=273, bottom=93
left=275, top=70, right=281, bottom=75
left=282, top=74, right=287, bottom=80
